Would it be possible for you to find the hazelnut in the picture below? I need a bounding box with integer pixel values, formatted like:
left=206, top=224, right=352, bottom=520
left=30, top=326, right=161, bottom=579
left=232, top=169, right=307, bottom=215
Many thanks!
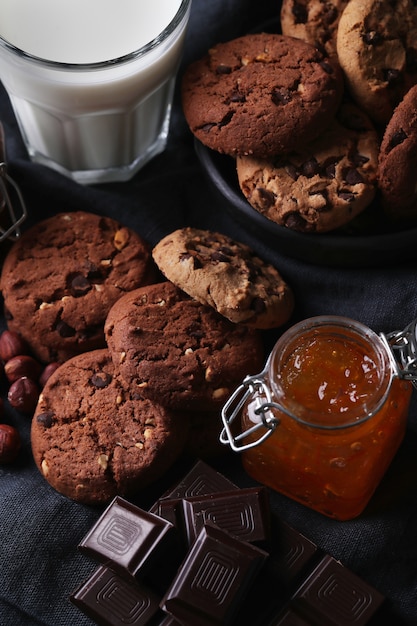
left=0, top=423, right=21, bottom=464
left=39, top=362, right=60, bottom=388
left=8, top=376, right=39, bottom=414
left=4, top=355, right=42, bottom=384
left=0, top=330, right=29, bottom=362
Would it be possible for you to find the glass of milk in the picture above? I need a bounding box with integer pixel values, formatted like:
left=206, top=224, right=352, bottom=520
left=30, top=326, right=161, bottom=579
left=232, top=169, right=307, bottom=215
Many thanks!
left=0, top=0, right=192, bottom=184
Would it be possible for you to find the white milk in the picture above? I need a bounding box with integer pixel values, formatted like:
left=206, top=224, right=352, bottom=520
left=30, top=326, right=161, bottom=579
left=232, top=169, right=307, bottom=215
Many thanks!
left=0, top=0, right=190, bottom=183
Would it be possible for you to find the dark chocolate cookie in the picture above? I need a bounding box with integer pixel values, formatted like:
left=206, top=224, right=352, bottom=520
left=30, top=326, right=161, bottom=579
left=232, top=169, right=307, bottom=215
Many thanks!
left=181, top=33, right=343, bottom=157
left=31, top=349, right=188, bottom=504
left=378, top=84, right=417, bottom=218
left=104, top=281, right=264, bottom=410
left=152, top=228, right=294, bottom=329
left=0, top=211, right=155, bottom=363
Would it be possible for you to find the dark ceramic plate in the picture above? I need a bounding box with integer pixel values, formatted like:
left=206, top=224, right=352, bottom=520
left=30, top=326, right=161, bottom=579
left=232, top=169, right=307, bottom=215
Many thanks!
left=195, top=139, right=417, bottom=268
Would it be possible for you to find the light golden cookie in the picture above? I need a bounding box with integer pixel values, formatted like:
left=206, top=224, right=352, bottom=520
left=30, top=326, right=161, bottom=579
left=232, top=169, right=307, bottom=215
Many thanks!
left=280, top=0, right=349, bottom=58
left=236, top=102, right=379, bottom=233
left=152, top=228, right=294, bottom=329
left=336, top=0, right=417, bottom=125
left=378, top=84, right=417, bottom=219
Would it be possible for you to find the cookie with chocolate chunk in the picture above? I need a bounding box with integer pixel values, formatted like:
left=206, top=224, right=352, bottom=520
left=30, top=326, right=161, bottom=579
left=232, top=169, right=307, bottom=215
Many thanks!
left=236, top=102, right=379, bottom=233
left=280, top=0, right=348, bottom=58
left=31, top=349, right=188, bottom=504
left=152, top=228, right=294, bottom=329
left=378, top=84, right=417, bottom=219
left=104, top=281, right=264, bottom=410
left=336, top=0, right=417, bottom=125
left=181, top=33, right=343, bottom=157
left=0, top=211, right=155, bottom=363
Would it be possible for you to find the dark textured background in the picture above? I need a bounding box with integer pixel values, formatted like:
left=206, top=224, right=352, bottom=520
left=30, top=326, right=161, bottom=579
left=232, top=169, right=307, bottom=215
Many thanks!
left=1, top=1, right=417, bottom=624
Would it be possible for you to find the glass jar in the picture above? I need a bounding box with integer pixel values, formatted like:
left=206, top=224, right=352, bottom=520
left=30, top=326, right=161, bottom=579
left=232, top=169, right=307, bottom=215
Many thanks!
left=221, top=316, right=415, bottom=521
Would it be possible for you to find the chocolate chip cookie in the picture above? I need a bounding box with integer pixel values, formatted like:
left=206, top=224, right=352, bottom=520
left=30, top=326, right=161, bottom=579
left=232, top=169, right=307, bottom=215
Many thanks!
left=31, top=349, right=188, bottom=504
left=181, top=33, right=343, bottom=157
left=0, top=211, right=155, bottom=363
left=236, top=102, right=379, bottom=233
left=378, top=84, right=417, bottom=219
left=280, top=0, right=349, bottom=57
left=336, top=0, right=417, bottom=125
left=104, top=281, right=264, bottom=410
left=152, top=228, right=294, bottom=329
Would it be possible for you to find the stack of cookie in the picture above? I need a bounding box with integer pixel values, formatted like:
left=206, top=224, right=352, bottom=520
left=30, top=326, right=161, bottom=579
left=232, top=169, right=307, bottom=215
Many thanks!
left=0, top=213, right=294, bottom=504
left=181, top=0, right=417, bottom=230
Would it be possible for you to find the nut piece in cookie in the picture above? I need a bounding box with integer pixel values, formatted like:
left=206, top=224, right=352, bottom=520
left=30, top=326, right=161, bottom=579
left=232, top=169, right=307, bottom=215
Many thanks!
left=152, top=228, right=294, bottom=329
left=181, top=33, right=343, bottom=158
left=237, top=102, right=379, bottom=233
left=31, top=349, right=188, bottom=504
left=0, top=211, right=155, bottom=363
left=378, top=84, right=417, bottom=219
left=336, top=0, right=417, bottom=125
left=104, top=281, right=264, bottom=411
left=280, top=0, right=349, bottom=58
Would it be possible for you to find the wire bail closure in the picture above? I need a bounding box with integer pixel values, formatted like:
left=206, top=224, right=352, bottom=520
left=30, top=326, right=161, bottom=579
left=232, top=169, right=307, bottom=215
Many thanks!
left=381, top=320, right=417, bottom=388
left=0, top=122, right=27, bottom=241
left=220, top=365, right=280, bottom=452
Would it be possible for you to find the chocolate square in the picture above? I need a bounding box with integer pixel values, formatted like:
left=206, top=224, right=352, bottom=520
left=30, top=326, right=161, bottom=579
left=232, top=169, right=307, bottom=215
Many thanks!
left=70, top=564, right=161, bottom=626
left=78, top=496, right=176, bottom=579
left=161, top=522, right=268, bottom=625
left=181, top=486, right=271, bottom=546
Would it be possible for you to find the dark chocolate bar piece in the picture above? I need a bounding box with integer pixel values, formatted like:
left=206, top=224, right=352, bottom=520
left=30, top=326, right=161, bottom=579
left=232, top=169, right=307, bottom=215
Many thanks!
left=70, top=564, right=161, bottom=626
left=288, top=554, right=385, bottom=626
left=150, top=460, right=239, bottom=510
left=269, top=607, right=312, bottom=625
left=269, top=516, right=319, bottom=585
left=152, top=497, right=183, bottom=529
left=161, top=522, right=268, bottom=625
left=154, top=616, right=181, bottom=625
left=181, top=486, right=271, bottom=546
left=78, top=496, right=176, bottom=579
left=231, top=514, right=320, bottom=625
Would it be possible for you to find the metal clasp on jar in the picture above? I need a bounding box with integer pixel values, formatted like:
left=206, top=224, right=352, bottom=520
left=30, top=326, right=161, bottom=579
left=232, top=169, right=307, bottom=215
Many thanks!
left=381, top=319, right=417, bottom=388
left=220, top=365, right=280, bottom=452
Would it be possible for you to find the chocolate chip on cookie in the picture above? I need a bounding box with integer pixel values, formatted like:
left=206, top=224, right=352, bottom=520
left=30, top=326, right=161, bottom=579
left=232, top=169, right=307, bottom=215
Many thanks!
left=152, top=228, right=294, bottom=329
left=182, top=33, right=343, bottom=157
left=0, top=211, right=155, bottom=363
left=104, top=281, right=264, bottom=411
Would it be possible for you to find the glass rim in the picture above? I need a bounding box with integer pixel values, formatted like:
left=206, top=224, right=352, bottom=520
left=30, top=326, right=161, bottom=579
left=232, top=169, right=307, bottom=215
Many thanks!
left=0, top=0, right=191, bottom=71
left=268, top=315, right=394, bottom=429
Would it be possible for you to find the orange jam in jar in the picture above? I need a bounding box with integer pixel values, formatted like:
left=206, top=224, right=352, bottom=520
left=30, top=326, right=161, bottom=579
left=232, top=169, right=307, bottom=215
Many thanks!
left=221, top=316, right=413, bottom=520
